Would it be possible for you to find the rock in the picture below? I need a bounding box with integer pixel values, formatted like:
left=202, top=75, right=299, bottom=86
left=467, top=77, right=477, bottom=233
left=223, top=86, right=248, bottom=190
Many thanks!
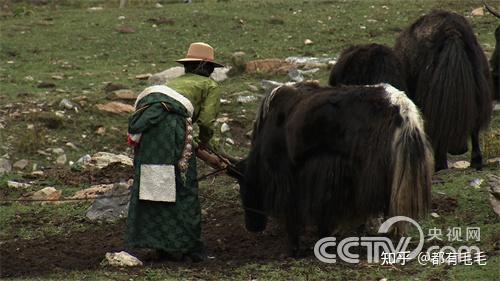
left=148, top=67, right=185, bottom=85
left=301, top=68, right=320, bottom=75
left=221, top=123, right=230, bottom=133
left=96, top=126, right=106, bottom=135
left=37, top=150, right=50, bottom=156
left=55, top=111, right=65, bottom=118
left=87, top=6, right=103, bottom=11
left=248, top=84, right=259, bottom=92
left=146, top=17, right=175, bottom=25
left=96, top=102, right=134, bottom=114
left=487, top=157, right=500, bottom=167
left=288, top=68, right=304, bottom=82
left=245, top=59, right=295, bottom=75
left=86, top=182, right=132, bottom=221
left=216, top=117, right=232, bottom=123
left=430, top=212, right=440, bottom=218
left=469, top=178, right=483, bottom=189
left=261, top=80, right=284, bottom=92
left=76, top=154, right=92, bottom=166
left=13, top=159, right=29, bottom=170
left=225, top=138, right=235, bottom=145
left=89, top=152, right=133, bottom=169
left=285, top=56, right=336, bottom=68
left=135, top=73, right=152, bottom=80
left=488, top=174, right=500, bottom=198
left=102, top=251, right=142, bottom=267
left=106, top=89, right=137, bottom=101
left=117, top=26, right=135, bottom=33
left=450, top=160, right=470, bottom=169
left=21, top=187, right=61, bottom=204
left=155, top=3, right=163, bottom=8
left=304, top=39, right=314, bottom=45
left=56, top=154, right=67, bottom=165
left=59, top=99, right=76, bottom=109
left=31, top=171, right=44, bottom=176
left=237, top=95, right=258, bottom=104
left=488, top=174, right=500, bottom=218
left=7, top=181, right=31, bottom=189
left=210, top=67, right=231, bottom=82
left=66, top=142, right=78, bottom=150
left=230, top=51, right=247, bottom=74
left=471, top=7, right=484, bottom=16
left=51, top=75, right=63, bottom=80
left=37, top=81, right=56, bottom=88
left=104, top=83, right=128, bottom=94
left=52, top=148, right=65, bottom=155
left=494, top=103, right=500, bottom=111
left=69, top=184, right=115, bottom=201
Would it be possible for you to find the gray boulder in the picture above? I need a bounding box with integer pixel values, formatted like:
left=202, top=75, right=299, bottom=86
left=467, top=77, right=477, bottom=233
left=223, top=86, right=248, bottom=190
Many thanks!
left=0, top=158, right=12, bottom=175
left=86, top=182, right=132, bottom=221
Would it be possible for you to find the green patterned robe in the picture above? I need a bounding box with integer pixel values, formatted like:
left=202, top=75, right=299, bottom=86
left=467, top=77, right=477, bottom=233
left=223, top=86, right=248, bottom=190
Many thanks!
left=125, top=92, right=203, bottom=255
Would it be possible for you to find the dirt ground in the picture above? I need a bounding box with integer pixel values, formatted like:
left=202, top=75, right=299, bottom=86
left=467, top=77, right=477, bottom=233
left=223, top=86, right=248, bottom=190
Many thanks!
left=42, top=162, right=135, bottom=186
left=0, top=182, right=459, bottom=279
left=0, top=200, right=288, bottom=278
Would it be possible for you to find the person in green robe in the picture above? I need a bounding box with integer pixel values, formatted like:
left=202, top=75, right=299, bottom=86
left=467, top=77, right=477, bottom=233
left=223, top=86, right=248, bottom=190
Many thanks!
left=125, top=42, right=226, bottom=262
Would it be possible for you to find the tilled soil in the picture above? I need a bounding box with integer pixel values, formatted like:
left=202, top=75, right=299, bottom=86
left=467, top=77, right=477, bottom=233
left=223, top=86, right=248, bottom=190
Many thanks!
left=0, top=204, right=290, bottom=278
left=0, top=163, right=459, bottom=279
left=41, top=162, right=135, bottom=186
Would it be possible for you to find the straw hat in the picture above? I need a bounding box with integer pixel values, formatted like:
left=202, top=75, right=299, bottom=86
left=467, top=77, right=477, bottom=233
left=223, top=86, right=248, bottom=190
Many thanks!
left=176, top=42, right=224, bottom=67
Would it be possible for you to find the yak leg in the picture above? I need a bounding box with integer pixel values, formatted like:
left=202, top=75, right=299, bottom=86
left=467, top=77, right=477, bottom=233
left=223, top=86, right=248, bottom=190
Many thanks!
left=285, top=216, right=301, bottom=257
left=317, top=224, right=330, bottom=239
left=470, top=128, right=483, bottom=170
left=316, top=211, right=332, bottom=239
left=434, top=145, right=448, bottom=171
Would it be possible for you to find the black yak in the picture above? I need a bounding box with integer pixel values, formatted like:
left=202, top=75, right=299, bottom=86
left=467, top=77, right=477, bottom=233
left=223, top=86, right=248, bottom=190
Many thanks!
left=395, top=11, right=493, bottom=170
left=233, top=81, right=434, bottom=256
left=484, top=0, right=500, bottom=100
left=329, top=43, right=407, bottom=92
left=492, top=26, right=500, bottom=100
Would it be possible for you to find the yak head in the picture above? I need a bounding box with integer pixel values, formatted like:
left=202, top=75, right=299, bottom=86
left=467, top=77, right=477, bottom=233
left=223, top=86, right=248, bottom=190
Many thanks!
left=227, top=158, right=268, bottom=232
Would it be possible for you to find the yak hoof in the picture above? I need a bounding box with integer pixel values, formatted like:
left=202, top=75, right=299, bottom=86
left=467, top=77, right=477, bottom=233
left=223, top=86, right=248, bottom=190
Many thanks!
left=435, top=163, right=448, bottom=172
left=470, top=158, right=483, bottom=170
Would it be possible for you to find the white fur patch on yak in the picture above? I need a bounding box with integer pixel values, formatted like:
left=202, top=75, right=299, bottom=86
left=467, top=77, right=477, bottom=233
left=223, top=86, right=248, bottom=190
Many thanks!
left=379, top=83, right=433, bottom=226
left=381, top=83, right=424, bottom=132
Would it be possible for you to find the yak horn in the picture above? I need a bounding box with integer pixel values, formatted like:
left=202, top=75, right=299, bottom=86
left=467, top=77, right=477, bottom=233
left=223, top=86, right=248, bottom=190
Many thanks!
left=483, top=0, right=500, bottom=18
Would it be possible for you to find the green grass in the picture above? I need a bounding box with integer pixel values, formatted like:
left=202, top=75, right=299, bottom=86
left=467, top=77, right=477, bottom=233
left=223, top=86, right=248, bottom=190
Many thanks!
left=0, top=201, right=91, bottom=240
left=1, top=0, right=500, bottom=280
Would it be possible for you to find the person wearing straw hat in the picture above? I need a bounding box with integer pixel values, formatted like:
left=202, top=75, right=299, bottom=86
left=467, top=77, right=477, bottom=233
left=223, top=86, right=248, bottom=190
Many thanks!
left=125, top=42, right=225, bottom=262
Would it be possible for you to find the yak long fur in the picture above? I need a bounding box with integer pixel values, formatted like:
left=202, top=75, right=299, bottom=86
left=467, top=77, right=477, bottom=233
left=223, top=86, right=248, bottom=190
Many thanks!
left=395, top=11, right=493, bottom=170
left=237, top=82, right=434, bottom=254
left=329, top=43, right=408, bottom=92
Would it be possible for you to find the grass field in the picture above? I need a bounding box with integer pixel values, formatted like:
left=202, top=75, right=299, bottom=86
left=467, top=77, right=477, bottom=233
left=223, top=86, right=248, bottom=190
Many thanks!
left=1, top=0, right=499, bottom=280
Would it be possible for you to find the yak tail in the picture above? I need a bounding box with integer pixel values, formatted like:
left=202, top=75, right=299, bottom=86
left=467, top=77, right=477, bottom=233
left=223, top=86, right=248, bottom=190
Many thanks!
left=384, top=85, right=434, bottom=227
left=418, top=27, right=492, bottom=154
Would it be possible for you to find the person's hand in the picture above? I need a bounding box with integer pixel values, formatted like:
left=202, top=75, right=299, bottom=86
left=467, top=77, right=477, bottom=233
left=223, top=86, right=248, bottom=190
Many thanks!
left=196, top=148, right=227, bottom=169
